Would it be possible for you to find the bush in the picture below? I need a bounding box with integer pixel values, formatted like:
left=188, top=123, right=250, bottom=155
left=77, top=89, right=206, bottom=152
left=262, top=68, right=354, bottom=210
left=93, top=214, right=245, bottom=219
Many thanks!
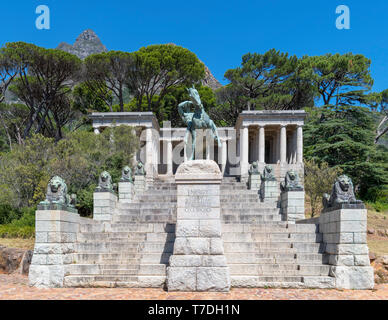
left=0, top=225, right=35, bottom=239
left=0, top=204, right=23, bottom=225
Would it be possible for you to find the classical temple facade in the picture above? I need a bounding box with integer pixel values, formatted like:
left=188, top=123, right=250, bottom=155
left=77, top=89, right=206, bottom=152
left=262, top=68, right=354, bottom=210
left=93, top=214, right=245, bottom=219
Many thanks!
left=91, top=110, right=306, bottom=182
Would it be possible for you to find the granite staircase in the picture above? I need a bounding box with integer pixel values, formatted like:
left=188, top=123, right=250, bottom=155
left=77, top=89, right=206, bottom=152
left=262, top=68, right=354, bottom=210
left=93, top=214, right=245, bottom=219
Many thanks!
left=64, top=177, right=334, bottom=288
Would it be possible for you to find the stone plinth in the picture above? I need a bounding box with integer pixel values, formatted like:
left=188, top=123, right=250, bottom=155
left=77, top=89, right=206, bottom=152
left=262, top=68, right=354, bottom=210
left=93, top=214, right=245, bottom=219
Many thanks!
left=29, top=209, right=80, bottom=288
left=281, top=191, right=305, bottom=222
left=134, top=175, right=146, bottom=194
left=119, top=182, right=134, bottom=203
left=261, top=179, right=278, bottom=202
left=319, top=205, right=374, bottom=289
left=248, top=174, right=261, bottom=191
left=93, top=191, right=117, bottom=221
left=167, top=160, right=231, bottom=292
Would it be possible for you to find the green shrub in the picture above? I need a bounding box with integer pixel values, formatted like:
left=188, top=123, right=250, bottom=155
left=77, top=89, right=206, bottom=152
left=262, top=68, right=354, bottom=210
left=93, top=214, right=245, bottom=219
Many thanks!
left=0, top=225, right=35, bottom=239
left=0, top=204, right=22, bottom=225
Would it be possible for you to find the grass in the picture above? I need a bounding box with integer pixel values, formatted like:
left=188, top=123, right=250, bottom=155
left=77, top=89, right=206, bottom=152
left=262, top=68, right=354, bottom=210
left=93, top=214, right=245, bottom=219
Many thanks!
left=0, top=238, right=35, bottom=250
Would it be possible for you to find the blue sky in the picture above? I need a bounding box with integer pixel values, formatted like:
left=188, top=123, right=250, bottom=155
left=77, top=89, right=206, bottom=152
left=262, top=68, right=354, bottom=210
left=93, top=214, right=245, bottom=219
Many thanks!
left=1, top=1, right=388, bottom=92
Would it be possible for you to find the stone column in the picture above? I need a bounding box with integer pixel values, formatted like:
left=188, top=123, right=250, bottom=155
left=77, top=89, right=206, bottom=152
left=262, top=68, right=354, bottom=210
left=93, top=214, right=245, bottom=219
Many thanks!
left=221, top=140, right=227, bottom=174
left=280, top=125, right=287, bottom=164
left=281, top=190, right=305, bottom=222
left=119, top=182, right=134, bottom=203
left=319, top=204, right=374, bottom=289
left=145, top=128, right=154, bottom=176
left=240, top=126, right=249, bottom=177
left=134, top=174, right=146, bottom=195
left=93, top=190, right=117, bottom=222
left=167, top=140, right=173, bottom=175
left=259, top=126, right=265, bottom=164
left=167, top=160, right=231, bottom=292
left=297, top=125, right=303, bottom=164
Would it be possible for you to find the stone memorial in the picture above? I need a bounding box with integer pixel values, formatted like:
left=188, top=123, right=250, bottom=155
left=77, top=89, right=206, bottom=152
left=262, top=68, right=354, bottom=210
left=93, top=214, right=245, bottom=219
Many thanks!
left=167, top=160, right=231, bottom=292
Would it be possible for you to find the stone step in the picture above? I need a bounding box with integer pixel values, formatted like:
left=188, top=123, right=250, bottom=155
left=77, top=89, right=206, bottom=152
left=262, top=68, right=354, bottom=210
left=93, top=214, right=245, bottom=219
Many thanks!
left=231, top=276, right=336, bottom=288
left=110, top=223, right=175, bottom=233
left=74, top=253, right=141, bottom=264
left=141, top=242, right=174, bottom=253
left=140, top=253, right=172, bottom=264
left=65, top=264, right=139, bottom=275
left=77, top=242, right=143, bottom=253
left=232, top=275, right=304, bottom=282
left=296, top=253, right=329, bottom=264
left=222, top=232, right=322, bottom=243
left=221, top=209, right=281, bottom=215
left=117, top=203, right=176, bottom=209
left=79, top=224, right=105, bottom=233
left=116, top=208, right=176, bottom=215
left=77, top=232, right=147, bottom=242
left=63, top=276, right=139, bottom=287
left=225, top=252, right=297, bottom=264
left=113, top=215, right=174, bottom=223
left=222, top=224, right=289, bottom=233
left=229, top=264, right=330, bottom=276
left=222, top=221, right=288, bottom=227
left=293, top=242, right=325, bottom=253
left=224, top=242, right=293, bottom=251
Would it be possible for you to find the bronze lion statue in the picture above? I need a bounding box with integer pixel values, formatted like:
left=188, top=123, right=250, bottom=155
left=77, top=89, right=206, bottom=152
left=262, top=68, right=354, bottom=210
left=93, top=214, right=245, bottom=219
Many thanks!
left=323, top=174, right=363, bottom=209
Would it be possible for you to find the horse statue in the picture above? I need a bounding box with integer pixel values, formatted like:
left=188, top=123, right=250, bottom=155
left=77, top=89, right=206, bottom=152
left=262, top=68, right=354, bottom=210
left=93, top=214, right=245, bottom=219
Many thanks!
left=178, top=87, right=221, bottom=160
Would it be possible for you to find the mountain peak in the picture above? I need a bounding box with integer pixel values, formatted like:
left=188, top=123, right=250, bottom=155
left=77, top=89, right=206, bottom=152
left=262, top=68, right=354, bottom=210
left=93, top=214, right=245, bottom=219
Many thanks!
left=76, top=29, right=99, bottom=42
left=57, top=29, right=107, bottom=60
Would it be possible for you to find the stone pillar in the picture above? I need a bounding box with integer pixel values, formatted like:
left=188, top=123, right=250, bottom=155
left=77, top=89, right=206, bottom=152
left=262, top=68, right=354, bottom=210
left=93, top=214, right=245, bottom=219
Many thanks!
left=167, top=160, right=231, bottom=292
left=167, top=140, right=173, bottom=175
left=259, top=126, right=265, bottom=164
left=221, top=140, right=227, bottom=174
left=29, top=206, right=80, bottom=288
left=297, top=125, right=303, bottom=164
left=145, top=128, right=154, bottom=177
left=93, top=190, right=117, bottom=221
left=261, top=178, right=278, bottom=202
left=319, top=204, right=374, bottom=289
left=280, top=125, right=287, bottom=164
left=119, top=182, right=134, bottom=203
left=248, top=173, right=261, bottom=192
left=281, top=191, right=305, bottom=222
left=240, top=126, right=249, bottom=178
left=134, top=175, right=146, bottom=195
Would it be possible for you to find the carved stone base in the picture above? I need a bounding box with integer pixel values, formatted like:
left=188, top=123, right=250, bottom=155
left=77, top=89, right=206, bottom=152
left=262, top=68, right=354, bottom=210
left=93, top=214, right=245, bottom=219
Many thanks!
left=167, top=160, right=231, bottom=292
